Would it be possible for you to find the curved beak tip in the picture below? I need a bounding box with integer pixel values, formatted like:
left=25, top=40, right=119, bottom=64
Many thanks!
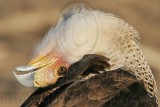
left=13, top=70, right=34, bottom=87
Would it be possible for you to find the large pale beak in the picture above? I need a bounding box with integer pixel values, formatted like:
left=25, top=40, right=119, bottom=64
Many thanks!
left=13, top=53, right=69, bottom=87
left=13, top=66, right=36, bottom=87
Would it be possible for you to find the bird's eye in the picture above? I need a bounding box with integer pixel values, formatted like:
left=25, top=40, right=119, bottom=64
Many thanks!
left=57, top=66, right=68, bottom=76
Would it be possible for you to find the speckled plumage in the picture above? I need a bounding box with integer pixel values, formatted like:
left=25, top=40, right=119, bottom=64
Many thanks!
left=33, top=4, right=157, bottom=100
left=17, top=5, right=158, bottom=107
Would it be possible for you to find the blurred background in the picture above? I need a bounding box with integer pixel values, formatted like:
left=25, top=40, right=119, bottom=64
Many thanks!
left=0, top=0, right=160, bottom=106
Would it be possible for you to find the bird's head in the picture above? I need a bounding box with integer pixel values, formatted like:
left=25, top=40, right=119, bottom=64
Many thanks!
left=13, top=52, right=70, bottom=87
left=13, top=4, right=110, bottom=88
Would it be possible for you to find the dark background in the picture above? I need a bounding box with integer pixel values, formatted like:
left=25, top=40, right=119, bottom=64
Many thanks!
left=0, top=0, right=160, bottom=106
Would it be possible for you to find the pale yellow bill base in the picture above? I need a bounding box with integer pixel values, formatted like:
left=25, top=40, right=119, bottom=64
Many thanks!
left=13, top=66, right=37, bottom=87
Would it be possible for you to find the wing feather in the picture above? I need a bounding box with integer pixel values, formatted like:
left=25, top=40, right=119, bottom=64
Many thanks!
left=21, top=54, right=157, bottom=107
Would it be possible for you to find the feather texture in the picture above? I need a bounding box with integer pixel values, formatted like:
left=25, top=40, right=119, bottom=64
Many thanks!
left=32, top=4, right=157, bottom=98
left=21, top=54, right=157, bottom=107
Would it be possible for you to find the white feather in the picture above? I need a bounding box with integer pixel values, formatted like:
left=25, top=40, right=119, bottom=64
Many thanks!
left=32, top=4, right=157, bottom=97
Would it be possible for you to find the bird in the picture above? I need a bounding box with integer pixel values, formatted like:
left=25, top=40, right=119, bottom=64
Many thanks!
left=13, top=4, right=158, bottom=107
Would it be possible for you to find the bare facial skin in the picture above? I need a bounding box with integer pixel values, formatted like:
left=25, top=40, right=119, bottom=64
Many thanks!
left=14, top=52, right=69, bottom=87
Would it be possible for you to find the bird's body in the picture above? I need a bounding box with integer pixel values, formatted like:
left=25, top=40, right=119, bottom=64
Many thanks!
left=21, top=54, right=158, bottom=107
left=51, top=70, right=156, bottom=107
left=34, top=5, right=157, bottom=97
left=13, top=4, right=158, bottom=107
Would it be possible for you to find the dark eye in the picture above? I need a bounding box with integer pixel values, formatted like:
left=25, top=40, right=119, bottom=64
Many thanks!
left=57, top=66, right=68, bottom=76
